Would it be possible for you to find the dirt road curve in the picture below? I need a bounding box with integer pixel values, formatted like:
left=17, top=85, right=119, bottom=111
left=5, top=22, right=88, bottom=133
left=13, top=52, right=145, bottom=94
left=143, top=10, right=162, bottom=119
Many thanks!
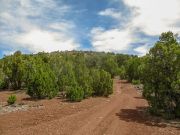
left=0, top=80, right=179, bottom=135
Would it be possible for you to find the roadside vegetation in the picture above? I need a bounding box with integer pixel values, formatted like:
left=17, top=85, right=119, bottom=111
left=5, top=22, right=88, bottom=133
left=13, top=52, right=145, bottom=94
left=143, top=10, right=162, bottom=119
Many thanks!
left=125, top=32, right=180, bottom=119
left=0, top=49, right=116, bottom=101
left=0, top=31, right=179, bottom=119
left=7, top=95, right=17, bottom=105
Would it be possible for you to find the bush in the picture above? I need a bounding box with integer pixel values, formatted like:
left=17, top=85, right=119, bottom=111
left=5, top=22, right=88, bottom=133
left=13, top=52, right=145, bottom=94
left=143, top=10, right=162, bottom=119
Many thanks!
left=3, top=51, right=25, bottom=90
left=91, top=69, right=113, bottom=97
left=27, top=62, right=58, bottom=99
left=7, top=95, right=17, bottom=105
left=66, top=86, right=84, bottom=102
left=90, top=69, right=100, bottom=94
left=0, top=68, right=7, bottom=89
left=132, top=79, right=140, bottom=85
left=99, top=70, right=113, bottom=97
left=57, top=62, right=77, bottom=92
left=118, top=66, right=126, bottom=79
left=143, top=32, right=180, bottom=119
left=101, top=56, right=119, bottom=77
left=82, top=82, right=93, bottom=98
left=125, top=57, right=142, bottom=82
left=0, top=80, right=8, bottom=89
left=73, top=60, right=93, bottom=99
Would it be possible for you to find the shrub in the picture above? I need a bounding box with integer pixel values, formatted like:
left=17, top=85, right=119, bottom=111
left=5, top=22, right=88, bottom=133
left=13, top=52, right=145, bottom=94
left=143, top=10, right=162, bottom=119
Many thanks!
left=143, top=32, right=180, bottom=119
left=66, top=86, right=84, bottom=102
left=90, top=69, right=100, bottom=95
left=27, top=61, right=58, bottom=99
left=73, top=61, right=93, bottom=98
left=82, top=82, right=93, bottom=98
left=101, top=56, right=119, bottom=77
left=57, top=62, right=76, bottom=92
left=125, top=57, right=142, bottom=82
left=99, top=70, right=113, bottom=97
left=132, top=79, right=140, bottom=85
left=91, top=69, right=113, bottom=97
left=0, top=80, right=8, bottom=89
left=7, top=95, right=17, bottom=105
left=3, top=51, right=25, bottom=90
left=118, top=66, right=126, bottom=79
left=0, top=68, right=7, bottom=89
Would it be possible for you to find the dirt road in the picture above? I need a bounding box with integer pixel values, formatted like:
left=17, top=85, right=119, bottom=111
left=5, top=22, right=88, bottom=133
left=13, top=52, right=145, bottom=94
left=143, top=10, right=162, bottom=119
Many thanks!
left=0, top=80, right=179, bottom=135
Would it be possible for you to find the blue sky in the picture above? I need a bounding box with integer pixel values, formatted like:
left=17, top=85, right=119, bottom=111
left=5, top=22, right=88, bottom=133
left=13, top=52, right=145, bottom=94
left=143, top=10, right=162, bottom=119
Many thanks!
left=0, top=0, right=180, bottom=57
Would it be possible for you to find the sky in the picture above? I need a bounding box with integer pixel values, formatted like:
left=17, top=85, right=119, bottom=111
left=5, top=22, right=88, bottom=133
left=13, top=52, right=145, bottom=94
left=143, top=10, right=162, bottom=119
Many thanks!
left=0, top=0, right=180, bottom=57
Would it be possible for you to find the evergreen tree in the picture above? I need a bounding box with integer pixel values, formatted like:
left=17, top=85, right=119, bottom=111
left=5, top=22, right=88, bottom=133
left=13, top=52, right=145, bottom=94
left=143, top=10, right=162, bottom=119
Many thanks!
left=143, top=32, right=180, bottom=118
left=57, top=62, right=76, bottom=92
left=3, top=51, right=25, bottom=90
left=26, top=58, right=58, bottom=99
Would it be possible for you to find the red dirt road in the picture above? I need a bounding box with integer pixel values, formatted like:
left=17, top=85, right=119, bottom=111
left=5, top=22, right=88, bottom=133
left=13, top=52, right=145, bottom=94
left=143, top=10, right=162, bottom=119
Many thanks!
left=0, top=80, right=179, bottom=135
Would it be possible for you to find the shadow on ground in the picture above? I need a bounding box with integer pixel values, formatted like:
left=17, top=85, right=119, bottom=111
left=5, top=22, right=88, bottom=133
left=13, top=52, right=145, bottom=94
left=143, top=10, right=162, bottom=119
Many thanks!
left=116, top=107, right=167, bottom=128
left=22, top=97, right=39, bottom=101
left=133, top=96, right=145, bottom=99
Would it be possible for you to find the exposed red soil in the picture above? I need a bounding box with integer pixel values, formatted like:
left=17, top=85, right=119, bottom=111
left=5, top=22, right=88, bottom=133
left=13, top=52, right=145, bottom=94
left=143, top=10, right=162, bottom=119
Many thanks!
left=0, top=80, right=179, bottom=135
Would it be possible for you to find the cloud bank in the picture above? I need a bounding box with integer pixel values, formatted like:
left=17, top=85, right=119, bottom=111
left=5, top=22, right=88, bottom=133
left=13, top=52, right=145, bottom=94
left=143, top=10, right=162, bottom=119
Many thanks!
left=0, top=0, right=79, bottom=55
left=1, top=0, right=180, bottom=56
left=91, top=0, right=180, bottom=56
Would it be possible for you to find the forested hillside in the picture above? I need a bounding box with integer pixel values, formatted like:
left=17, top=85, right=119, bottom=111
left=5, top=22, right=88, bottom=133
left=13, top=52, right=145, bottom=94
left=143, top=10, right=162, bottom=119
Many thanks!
left=0, top=32, right=179, bottom=119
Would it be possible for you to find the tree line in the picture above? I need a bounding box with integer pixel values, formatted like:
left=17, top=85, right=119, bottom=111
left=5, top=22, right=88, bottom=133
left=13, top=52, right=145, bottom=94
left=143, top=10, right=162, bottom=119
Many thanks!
left=0, top=50, right=118, bottom=101
left=0, top=31, right=179, bottom=118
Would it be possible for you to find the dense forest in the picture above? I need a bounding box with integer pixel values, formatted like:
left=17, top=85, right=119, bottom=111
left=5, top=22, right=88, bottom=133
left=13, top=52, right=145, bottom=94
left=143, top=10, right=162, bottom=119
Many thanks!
left=0, top=32, right=179, bottom=119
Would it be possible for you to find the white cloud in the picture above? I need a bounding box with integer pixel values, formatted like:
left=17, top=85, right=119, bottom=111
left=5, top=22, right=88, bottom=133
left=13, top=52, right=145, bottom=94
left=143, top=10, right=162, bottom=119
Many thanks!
left=91, top=0, right=180, bottom=55
left=122, top=0, right=180, bottom=35
left=98, top=8, right=122, bottom=19
left=49, top=22, right=75, bottom=32
left=0, top=11, right=37, bottom=32
left=91, top=27, right=133, bottom=52
left=0, top=0, right=79, bottom=53
left=91, top=8, right=134, bottom=53
left=14, top=29, right=79, bottom=53
left=134, top=44, right=149, bottom=56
